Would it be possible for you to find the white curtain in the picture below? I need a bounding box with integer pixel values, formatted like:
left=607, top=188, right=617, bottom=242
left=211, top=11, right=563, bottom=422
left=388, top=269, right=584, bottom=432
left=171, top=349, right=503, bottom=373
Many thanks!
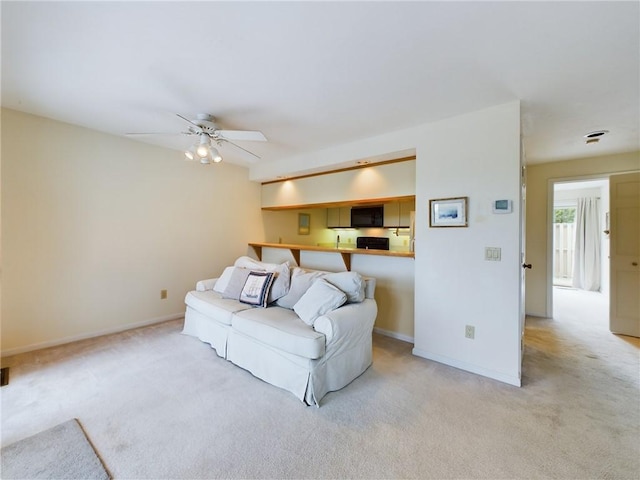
left=572, top=197, right=601, bottom=291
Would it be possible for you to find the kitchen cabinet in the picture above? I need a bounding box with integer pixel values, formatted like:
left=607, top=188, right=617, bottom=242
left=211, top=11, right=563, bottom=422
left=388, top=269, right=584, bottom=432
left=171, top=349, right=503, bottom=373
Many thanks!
left=383, top=200, right=414, bottom=228
left=327, top=207, right=352, bottom=228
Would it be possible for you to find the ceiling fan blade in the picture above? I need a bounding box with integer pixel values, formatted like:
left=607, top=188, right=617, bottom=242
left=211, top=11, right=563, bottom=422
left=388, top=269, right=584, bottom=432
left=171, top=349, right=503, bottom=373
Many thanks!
left=222, top=139, right=261, bottom=161
left=125, top=132, right=181, bottom=136
left=176, top=113, right=203, bottom=132
left=125, top=132, right=197, bottom=137
left=217, top=130, right=267, bottom=142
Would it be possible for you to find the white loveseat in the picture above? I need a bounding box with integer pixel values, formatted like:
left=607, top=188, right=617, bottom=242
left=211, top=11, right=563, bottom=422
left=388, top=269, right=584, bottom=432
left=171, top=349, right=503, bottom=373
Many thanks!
left=182, top=256, right=377, bottom=406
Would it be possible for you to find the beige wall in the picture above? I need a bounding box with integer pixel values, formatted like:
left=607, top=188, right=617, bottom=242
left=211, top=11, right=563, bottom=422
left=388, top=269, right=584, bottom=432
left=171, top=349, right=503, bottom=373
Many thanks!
left=1, top=109, right=263, bottom=354
left=261, top=209, right=336, bottom=246
left=525, top=151, right=640, bottom=317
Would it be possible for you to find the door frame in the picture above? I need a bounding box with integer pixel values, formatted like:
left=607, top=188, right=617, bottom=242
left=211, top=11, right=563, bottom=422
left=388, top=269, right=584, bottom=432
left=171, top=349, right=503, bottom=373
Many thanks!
left=546, top=173, right=610, bottom=318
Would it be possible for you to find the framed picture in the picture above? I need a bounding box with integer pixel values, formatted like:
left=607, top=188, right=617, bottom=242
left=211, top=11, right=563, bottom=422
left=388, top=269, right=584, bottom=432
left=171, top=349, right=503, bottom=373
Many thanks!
left=429, top=197, right=468, bottom=227
left=298, top=213, right=310, bottom=235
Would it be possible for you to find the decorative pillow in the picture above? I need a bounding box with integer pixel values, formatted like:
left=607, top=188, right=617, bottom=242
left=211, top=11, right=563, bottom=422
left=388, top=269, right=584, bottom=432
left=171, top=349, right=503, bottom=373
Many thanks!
left=222, top=267, right=252, bottom=300
left=234, top=256, right=280, bottom=271
left=234, top=256, right=290, bottom=303
left=324, top=271, right=365, bottom=303
left=213, top=266, right=237, bottom=293
left=293, top=279, right=347, bottom=326
left=267, top=262, right=291, bottom=304
left=239, top=271, right=275, bottom=308
left=275, top=268, right=326, bottom=309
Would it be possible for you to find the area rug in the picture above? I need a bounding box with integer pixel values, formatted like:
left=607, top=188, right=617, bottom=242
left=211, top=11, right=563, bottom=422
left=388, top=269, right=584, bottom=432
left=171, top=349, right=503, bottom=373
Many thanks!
left=1, top=419, right=110, bottom=479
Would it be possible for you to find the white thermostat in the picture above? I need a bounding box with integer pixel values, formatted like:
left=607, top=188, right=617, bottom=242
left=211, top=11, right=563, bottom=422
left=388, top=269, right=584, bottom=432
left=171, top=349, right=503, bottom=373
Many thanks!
left=492, top=199, right=513, bottom=214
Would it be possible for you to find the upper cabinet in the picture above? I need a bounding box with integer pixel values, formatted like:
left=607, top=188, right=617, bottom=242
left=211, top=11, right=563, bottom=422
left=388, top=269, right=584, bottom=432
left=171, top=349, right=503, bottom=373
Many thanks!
left=327, top=199, right=415, bottom=228
left=383, top=200, right=415, bottom=228
left=327, top=206, right=352, bottom=228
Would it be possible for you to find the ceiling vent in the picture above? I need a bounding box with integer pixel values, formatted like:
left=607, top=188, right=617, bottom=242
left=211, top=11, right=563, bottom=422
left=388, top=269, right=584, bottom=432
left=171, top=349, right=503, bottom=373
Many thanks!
left=584, top=130, right=609, bottom=144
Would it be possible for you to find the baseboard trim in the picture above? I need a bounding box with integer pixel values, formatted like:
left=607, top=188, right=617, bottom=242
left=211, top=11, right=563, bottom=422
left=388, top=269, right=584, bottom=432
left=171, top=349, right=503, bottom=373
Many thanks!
left=1, top=313, right=184, bottom=358
left=373, top=327, right=414, bottom=344
left=412, top=347, right=522, bottom=387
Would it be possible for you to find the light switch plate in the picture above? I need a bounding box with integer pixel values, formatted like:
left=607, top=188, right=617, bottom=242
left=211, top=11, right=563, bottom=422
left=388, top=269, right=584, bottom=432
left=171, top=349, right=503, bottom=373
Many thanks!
left=485, top=247, right=501, bottom=261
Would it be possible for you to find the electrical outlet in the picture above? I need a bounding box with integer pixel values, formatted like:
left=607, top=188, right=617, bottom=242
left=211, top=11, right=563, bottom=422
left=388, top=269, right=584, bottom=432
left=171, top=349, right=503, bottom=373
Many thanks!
left=465, top=325, right=475, bottom=339
left=160, top=289, right=168, bottom=300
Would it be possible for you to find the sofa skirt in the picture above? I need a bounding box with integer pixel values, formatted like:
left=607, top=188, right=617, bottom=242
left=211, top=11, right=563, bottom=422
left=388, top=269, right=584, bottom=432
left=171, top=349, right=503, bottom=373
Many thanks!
left=182, top=306, right=229, bottom=358
left=227, top=326, right=373, bottom=407
left=227, top=328, right=313, bottom=404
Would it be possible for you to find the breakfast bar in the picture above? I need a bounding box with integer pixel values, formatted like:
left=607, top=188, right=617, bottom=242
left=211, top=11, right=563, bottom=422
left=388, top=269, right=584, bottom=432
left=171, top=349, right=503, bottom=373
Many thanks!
left=248, top=242, right=414, bottom=271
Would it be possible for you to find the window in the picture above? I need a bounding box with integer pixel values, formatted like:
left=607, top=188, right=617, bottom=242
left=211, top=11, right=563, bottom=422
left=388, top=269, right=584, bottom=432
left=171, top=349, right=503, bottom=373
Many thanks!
left=554, top=207, right=576, bottom=224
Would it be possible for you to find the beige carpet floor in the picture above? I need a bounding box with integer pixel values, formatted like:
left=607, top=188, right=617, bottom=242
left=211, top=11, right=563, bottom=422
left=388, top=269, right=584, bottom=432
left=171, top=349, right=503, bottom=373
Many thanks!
left=1, top=288, right=638, bottom=479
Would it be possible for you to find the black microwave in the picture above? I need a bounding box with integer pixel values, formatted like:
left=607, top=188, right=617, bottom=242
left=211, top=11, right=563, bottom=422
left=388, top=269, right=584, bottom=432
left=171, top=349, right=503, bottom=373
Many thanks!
left=350, top=206, right=384, bottom=228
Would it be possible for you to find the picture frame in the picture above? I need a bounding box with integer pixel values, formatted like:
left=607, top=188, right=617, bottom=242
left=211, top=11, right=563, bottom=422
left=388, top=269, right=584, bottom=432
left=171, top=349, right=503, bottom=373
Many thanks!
left=429, top=197, right=468, bottom=227
left=298, top=213, right=310, bottom=235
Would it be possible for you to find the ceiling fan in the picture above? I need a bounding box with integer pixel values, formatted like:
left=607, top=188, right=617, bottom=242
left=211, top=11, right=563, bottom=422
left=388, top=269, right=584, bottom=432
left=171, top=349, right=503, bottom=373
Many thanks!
left=127, top=113, right=267, bottom=164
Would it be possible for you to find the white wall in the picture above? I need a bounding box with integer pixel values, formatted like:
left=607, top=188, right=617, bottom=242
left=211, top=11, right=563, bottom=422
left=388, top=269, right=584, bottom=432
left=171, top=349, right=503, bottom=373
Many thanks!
left=261, top=160, right=416, bottom=208
left=253, top=101, right=523, bottom=386
left=1, top=109, right=263, bottom=354
left=413, top=102, right=522, bottom=386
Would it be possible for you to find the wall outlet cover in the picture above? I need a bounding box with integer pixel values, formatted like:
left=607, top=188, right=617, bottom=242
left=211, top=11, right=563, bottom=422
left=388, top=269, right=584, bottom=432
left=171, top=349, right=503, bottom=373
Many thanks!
left=465, top=325, right=475, bottom=339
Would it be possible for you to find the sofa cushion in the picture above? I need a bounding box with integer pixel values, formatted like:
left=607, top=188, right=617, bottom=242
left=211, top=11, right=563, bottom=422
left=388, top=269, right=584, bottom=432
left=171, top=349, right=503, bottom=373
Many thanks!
left=185, top=290, right=252, bottom=326
left=232, top=307, right=326, bottom=359
left=293, top=279, right=348, bottom=326
left=239, top=271, right=275, bottom=308
left=324, top=271, right=365, bottom=303
left=275, top=268, right=326, bottom=309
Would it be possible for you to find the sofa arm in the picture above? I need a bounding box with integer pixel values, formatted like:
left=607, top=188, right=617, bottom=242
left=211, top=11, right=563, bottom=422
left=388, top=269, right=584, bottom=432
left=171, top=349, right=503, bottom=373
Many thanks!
left=195, top=278, right=219, bottom=292
left=313, top=299, right=377, bottom=347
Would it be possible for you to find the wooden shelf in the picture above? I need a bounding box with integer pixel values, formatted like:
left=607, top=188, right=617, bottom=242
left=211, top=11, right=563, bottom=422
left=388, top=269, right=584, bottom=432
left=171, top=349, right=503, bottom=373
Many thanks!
left=248, top=242, right=414, bottom=271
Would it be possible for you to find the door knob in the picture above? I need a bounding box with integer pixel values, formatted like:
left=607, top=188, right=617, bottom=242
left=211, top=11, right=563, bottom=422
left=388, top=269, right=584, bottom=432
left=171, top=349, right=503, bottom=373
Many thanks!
left=633, top=262, right=638, bottom=267
left=522, top=263, right=532, bottom=269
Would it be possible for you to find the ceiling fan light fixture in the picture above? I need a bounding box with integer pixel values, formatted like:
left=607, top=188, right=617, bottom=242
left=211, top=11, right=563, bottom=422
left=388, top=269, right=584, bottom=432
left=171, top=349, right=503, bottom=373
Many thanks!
left=196, top=134, right=211, bottom=157
left=184, top=146, right=196, bottom=160
left=211, top=147, right=223, bottom=163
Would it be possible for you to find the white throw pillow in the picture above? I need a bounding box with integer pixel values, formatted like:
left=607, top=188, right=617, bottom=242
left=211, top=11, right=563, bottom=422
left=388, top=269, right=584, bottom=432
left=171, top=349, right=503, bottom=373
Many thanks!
left=213, top=266, right=236, bottom=293
left=222, top=267, right=252, bottom=299
left=275, top=268, right=326, bottom=309
left=267, top=262, right=291, bottom=304
left=234, top=256, right=280, bottom=271
left=293, top=279, right=347, bottom=326
left=324, top=271, right=365, bottom=303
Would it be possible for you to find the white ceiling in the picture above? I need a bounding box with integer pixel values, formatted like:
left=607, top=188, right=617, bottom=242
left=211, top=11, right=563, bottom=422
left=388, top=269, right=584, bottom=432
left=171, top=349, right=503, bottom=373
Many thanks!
left=2, top=1, right=639, bottom=172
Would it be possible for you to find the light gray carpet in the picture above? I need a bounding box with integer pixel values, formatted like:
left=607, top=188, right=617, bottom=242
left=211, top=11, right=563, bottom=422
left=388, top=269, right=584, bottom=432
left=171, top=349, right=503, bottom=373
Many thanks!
left=0, top=418, right=110, bottom=479
left=1, top=288, right=638, bottom=479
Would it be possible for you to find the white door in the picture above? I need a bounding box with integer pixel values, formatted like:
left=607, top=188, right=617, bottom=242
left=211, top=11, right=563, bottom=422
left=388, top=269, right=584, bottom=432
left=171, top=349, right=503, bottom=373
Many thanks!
left=519, top=156, right=528, bottom=376
left=609, top=172, right=640, bottom=337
